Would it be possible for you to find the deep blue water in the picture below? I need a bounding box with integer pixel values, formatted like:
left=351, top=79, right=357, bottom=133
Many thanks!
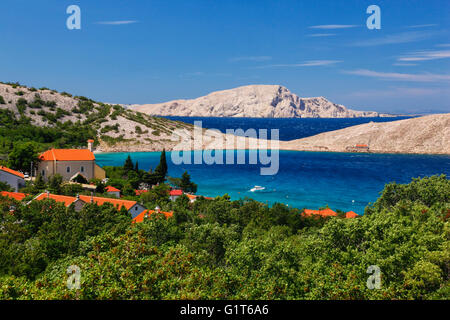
left=96, top=150, right=450, bottom=215
left=96, top=117, right=448, bottom=215
left=164, top=116, right=414, bottom=140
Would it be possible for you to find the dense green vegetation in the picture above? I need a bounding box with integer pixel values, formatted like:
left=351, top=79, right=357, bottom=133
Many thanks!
left=0, top=107, right=96, bottom=171
left=103, top=151, right=168, bottom=196
left=0, top=82, right=194, bottom=171
left=169, top=171, right=198, bottom=193
left=0, top=175, right=448, bottom=300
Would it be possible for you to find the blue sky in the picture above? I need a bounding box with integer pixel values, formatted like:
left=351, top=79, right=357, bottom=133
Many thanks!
left=1, top=0, right=449, bottom=113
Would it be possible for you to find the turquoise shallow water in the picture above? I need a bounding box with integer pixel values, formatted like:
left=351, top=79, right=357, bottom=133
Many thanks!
left=96, top=150, right=450, bottom=215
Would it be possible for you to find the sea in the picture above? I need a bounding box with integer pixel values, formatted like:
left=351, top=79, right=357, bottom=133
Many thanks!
left=96, top=117, right=450, bottom=215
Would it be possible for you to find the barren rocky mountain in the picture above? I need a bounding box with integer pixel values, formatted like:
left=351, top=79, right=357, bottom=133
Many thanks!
left=1, top=82, right=447, bottom=155
left=0, top=82, right=264, bottom=153
left=132, top=85, right=391, bottom=118
left=280, top=114, right=450, bottom=154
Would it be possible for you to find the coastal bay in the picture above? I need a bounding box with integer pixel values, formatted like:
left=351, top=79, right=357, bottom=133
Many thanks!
left=95, top=114, right=450, bottom=155
left=96, top=150, right=450, bottom=214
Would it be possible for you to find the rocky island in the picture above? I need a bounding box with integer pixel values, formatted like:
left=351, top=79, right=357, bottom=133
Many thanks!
left=132, top=85, right=392, bottom=118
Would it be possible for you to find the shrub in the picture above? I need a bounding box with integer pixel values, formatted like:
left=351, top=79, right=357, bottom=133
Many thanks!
left=61, top=92, right=72, bottom=97
left=45, top=100, right=56, bottom=108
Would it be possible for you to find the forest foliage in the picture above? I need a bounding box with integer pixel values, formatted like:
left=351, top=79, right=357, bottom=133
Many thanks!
left=0, top=175, right=448, bottom=300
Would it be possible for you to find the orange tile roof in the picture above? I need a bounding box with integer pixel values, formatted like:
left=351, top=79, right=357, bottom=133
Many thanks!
left=0, top=191, right=28, bottom=201
left=78, top=195, right=136, bottom=211
left=33, top=193, right=139, bottom=212
left=39, top=149, right=95, bottom=161
left=303, top=208, right=337, bottom=217
left=135, top=190, right=148, bottom=196
left=169, top=189, right=183, bottom=196
left=356, top=144, right=368, bottom=148
left=105, top=186, right=120, bottom=192
left=184, top=194, right=214, bottom=201
left=345, top=211, right=359, bottom=218
left=0, top=166, right=24, bottom=179
left=132, top=209, right=173, bottom=223
left=34, top=193, right=81, bottom=207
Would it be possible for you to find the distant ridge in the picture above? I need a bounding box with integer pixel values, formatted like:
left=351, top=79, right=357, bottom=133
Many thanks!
left=132, top=85, right=392, bottom=118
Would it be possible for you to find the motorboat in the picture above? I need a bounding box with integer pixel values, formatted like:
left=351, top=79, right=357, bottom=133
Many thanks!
left=250, top=185, right=265, bottom=192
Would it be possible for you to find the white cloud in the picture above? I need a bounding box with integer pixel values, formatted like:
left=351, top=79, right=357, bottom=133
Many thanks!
left=179, top=72, right=232, bottom=78
left=398, top=50, right=450, bottom=62
left=393, top=63, right=418, bottom=66
left=344, top=69, right=450, bottom=82
left=229, top=56, right=272, bottom=62
left=308, top=24, right=358, bottom=29
left=96, top=20, right=139, bottom=25
left=307, top=33, right=336, bottom=37
left=406, top=24, right=438, bottom=28
left=352, top=31, right=436, bottom=47
left=297, top=60, right=342, bottom=66
left=178, top=72, right=205, bottom=78
left=345, top=87, right=447, bottom=98
left=255, top=60, right=341, bottom=69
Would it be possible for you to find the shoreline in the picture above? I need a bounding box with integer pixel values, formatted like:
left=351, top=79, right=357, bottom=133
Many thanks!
left=94, top=148, right=450, bottom=157
left=94, top=113, right=450, bottom=155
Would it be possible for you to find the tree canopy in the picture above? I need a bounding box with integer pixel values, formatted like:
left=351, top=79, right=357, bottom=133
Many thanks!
left=0, top=175, right=448, bottom=300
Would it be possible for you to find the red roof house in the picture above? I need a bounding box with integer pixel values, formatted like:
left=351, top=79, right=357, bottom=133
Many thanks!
left=345, top=211, right=358, bottom=218
left=303, top=208, right=360, bottom=219
left=169, top=189, right=183, bottom=196
left=105, top=186, right=120, bottom=193
left=0, top=166, right=26, bottom=192
left=39, top=149, right=96, bottom=162
left=105, top=186, right=121, bottom=198
left=135, top=190, right=148, bottom=196
left=303, top=208, right=337, bottom=218
left=37, top=145, right=105, bottom=182
left=32, top=192, right=146, bottom=217
left=169, top=189, right=183, bottom=201
left=0, top=166, right=24, bottom=179
left=0, top=191, right=28, bottom=201
left=34, top=193, right=84, bottom=207
left=132, top=209, right=173, bottom=223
